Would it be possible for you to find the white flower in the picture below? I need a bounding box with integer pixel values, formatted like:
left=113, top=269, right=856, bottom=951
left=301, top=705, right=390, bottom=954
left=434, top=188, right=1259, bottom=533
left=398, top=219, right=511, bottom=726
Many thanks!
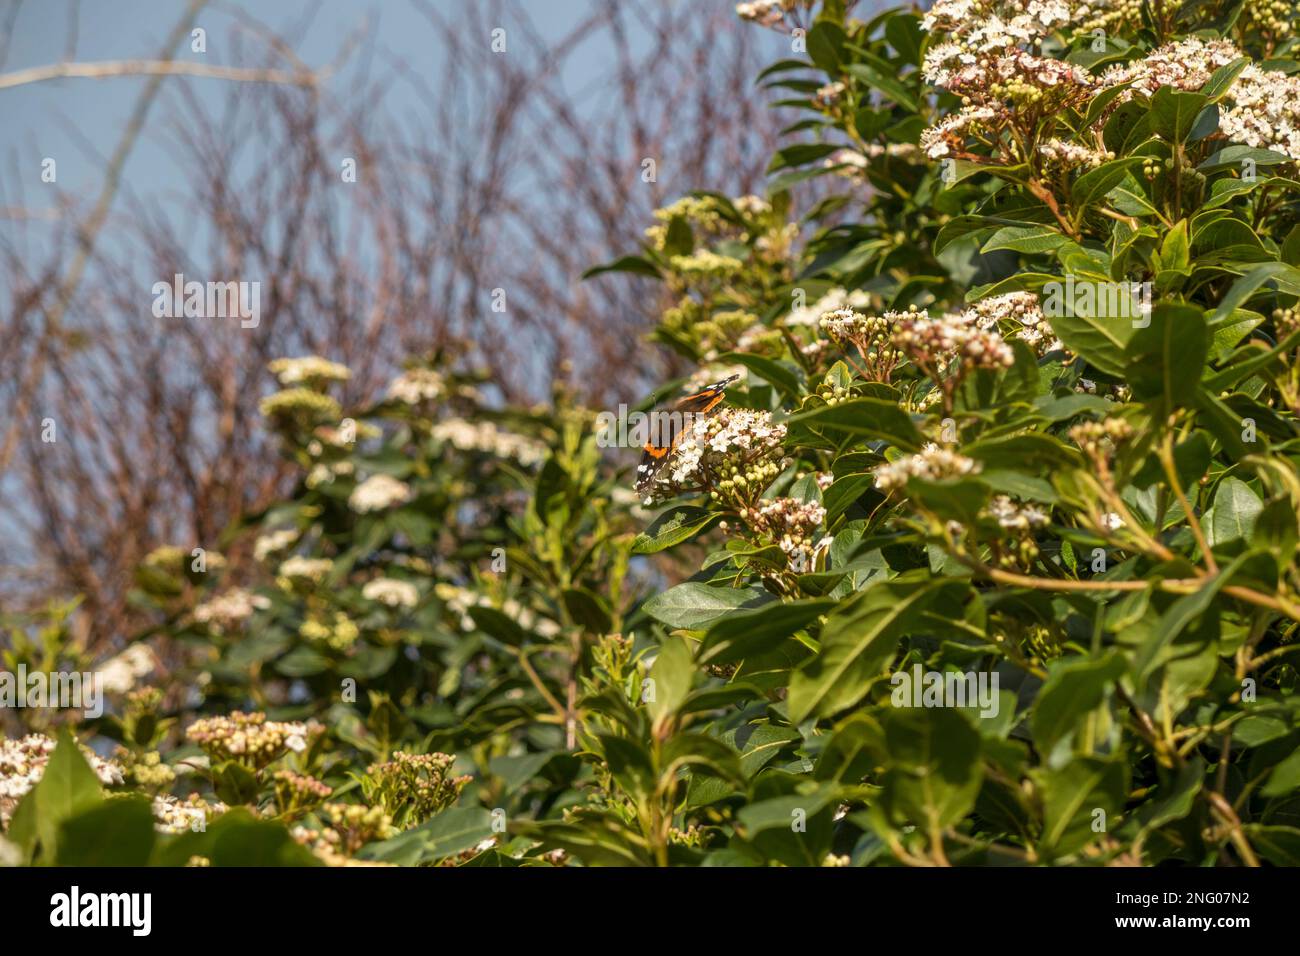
left=986, top=495, right=1050, bottom=531
left=152, top=794, right=225, bottom=835
left=253, top=528, right=299, bottom=562
left=97, top=644, right=157, bottom=694
left=891, top=306, right=1016, bottom=370
left=431, top=420, right=547, bottom=467
left=1, top=735, right=124, bottom=826
left=348, top=474, right=413, bottom=513
left=193, top=588, right=268, bottom=631
left=1101, top=38, right=1243, bottom=99
left=1038, top=137, right=1113, bottom=169
left=1221, top=64, right=1300, bottom=163
left=362, top=578, right=420, bottom=609
left=735, top=0, right=789, bottom=28
left=267, top=356, right=351, bottom=387
left=873, top=442, right=982, bottom=492
left=785, top=287, right=873, bottom=327
left=278, top=555, right=334, bottom=581
left=386, top=368, right=445, bottom=405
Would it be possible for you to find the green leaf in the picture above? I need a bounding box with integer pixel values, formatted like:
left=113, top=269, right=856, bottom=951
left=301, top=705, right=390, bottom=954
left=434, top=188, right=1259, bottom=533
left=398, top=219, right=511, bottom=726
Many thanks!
left=647, top=635, right=695, bottom=724
left=1150, top=88, right=1209, bottom=143
left=1200, top=57, right=1250, bottom=102
left=1039, top=276, right=1140, bottom=376
left=1125, top=759, right=1204, bottom=841
left=158, top=808, right=322, bottom=866
left=981, top=225, right=1069, bottom=255
left=1036, top=756, right=1128, bottom=855
left=822, top=472, right=876, bottom=523
left=641, top=582, right=772, bottom=630
left=877, top=708, right=983, bottom=832
left=806, top=21, right=846, bottom=74
left=57, top=798, right=156, bottom=866
left=732, top=724, right=803, bottom=778
left=788, top=574, right=968, bottom=722
left=844, top=63, right=917, bottom=111
left=24, top=727, right=104, bottom=863
left=562, top=587, right=613, bottom=633
left=212, top=760, right=260, bottom=806
left=632, top=506, right=722, bottom=554
left=1071, top=157, right=1145, bottom=208
left=357, top=807, right=493, bottom=865
left=1245, top=825, right=1300, bottom=865
left=1124, top=303, right=1207, bottom=410
left=1210, top=263, right=1300, bottom=324
left=716, top=352, right=803, bottom=402
left=698, top=597, right=835, bottom=665
left=786, top=396, right=924, bottom=451
left=468, top=606, right=528, bottom=646
left=1135, top=553, right=1249, bottom=680
left=1262, top=745, right=1300, bottom=797
left=1031, top=652, right=1127, bottom=754
left=1205, top=478, right=1263, bottom=549
left=581, top=255, right=661, bottom=280
left=767, top=142, right=842, bottom=174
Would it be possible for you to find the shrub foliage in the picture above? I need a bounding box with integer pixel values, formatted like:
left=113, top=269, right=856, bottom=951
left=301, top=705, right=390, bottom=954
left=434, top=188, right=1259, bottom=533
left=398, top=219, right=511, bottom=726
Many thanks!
left=5, top=0, right=1300, bottom=866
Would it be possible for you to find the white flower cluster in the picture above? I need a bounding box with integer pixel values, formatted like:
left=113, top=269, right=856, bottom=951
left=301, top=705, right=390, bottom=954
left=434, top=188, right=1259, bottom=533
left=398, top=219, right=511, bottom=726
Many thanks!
left=1, top=735, right=124, bottom=826
left=193, top=588, right=269, bottom=631
left=185, top=712, right=312, bottom=768
left=891, top=306, right=1017, bottom=371
left=735, top=0, right=795, bottom=27
left=742, top=497, right=828, bottom=566
left=348, top=474, right=413, bottom=514
left=920, top=106, right=999, bottom=159
left=152, top=794, right=226, bottom=835
left=734, top=194, right=773, bottom=217
left=361, top=577, right=420, bottom=609
left=433, top=583, right=561, bottom=638
left=824, top=144, right=921, bottom=175
left=669, top=250, right=745, bottom=277
left=650, top=407, right=787, bottom=498
left=1100, top=37, right=1242, bottom=99
left=386, top=367, right=445, bottom=405
left=1038, top=137, right=1113, bottom=169
left=820, top=307, right=883, bottom=342
left=819, top=308, right=905, bottom=381
left=1098, top=38, right=1300, bottom=163
left=814, top=81, right=846, bottom=108
left=1221, top=65, right=1300, bottom=163
left=253, top=528, right=299, bottom=562
left=921, top=0, right=1095, bottom=87
left=986, top=495, right=1050, bottom=532
left=785, top=287, right=873, bottom=327
left=268, top=356, right=351, bottom=387
left=306, top=459, right=355, bottom=490
left=961, top=292, right=1063, bottom=357
left=921, top=0, right=1080, bottom=51
left=97, top=644, right=158, bottom=694
left=431, top=419, right=547, bottom=467
left=873, top=442, right=982, bottom=493
left=278, top=555, right=334, bottom=582
left=920, top=5, right=1098, bottom=160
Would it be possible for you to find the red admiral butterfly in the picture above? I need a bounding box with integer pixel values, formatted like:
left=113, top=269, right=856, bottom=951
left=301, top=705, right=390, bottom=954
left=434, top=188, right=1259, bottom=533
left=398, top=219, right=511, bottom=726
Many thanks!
left=634, top=373, right=741, bottom=494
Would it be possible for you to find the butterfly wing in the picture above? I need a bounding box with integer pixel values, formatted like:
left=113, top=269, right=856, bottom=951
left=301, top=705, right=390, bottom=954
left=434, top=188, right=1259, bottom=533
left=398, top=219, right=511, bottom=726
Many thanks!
left=635, top=429, right=678, bottom=493
left=633, top=374, right=739, bottom=494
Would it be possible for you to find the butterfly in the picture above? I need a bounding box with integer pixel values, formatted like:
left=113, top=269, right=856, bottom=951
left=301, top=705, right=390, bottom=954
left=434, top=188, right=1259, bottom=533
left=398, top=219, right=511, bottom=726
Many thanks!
left=634, top=373, right=741, bottom=494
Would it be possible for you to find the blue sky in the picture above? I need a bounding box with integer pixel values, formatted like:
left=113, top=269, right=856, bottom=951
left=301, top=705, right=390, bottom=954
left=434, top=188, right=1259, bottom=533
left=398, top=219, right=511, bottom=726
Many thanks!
left=0, top=0, right=662, bottom=216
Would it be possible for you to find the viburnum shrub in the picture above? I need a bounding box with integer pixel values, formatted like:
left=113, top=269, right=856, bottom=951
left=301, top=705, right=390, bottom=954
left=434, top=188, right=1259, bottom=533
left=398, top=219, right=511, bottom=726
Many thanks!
left=4, top=0, right=1300, bottom=867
